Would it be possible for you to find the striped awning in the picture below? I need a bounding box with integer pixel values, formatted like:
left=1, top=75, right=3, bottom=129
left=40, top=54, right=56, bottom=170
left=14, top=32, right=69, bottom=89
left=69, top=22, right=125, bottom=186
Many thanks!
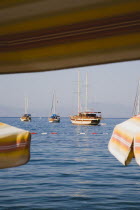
left=0, top=0, right=140, bottom=74
left=108, top=115, right=140, bottom=166
left=0, top=123, right=31, bottom=169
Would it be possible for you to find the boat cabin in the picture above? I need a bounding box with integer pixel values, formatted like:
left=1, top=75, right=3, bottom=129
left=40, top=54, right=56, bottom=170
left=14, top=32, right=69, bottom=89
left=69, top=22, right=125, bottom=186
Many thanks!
left=79, top=112, right=101, bottom=118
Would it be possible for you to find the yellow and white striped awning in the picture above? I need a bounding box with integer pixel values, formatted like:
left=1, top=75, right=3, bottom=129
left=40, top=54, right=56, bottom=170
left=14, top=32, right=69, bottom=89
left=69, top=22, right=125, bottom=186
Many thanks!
left=0, top=0, right=140, bottom=74
left=108, top=115, right=140, bottom=166
left=0, top=123, right=31, bottom=169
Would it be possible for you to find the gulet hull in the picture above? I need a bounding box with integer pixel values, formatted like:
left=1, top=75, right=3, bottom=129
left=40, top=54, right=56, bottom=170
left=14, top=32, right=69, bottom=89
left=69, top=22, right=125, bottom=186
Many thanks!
left=70, top=118, right=100, bottom=125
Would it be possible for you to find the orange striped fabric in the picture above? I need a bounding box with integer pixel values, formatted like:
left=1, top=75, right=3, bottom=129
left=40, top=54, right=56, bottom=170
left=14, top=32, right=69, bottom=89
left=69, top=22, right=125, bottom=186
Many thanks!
left=108, top=115, right=140, bottom=166
left=133, top=115, right=140, bottom=165
left=0, top=123, right=31, bottom=169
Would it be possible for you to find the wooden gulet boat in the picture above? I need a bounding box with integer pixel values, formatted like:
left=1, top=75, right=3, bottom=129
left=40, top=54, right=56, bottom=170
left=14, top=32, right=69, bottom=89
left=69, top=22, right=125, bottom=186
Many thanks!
left=70, top=72, right=101, bottom=125
left=70, top=112, right=101, bottom=125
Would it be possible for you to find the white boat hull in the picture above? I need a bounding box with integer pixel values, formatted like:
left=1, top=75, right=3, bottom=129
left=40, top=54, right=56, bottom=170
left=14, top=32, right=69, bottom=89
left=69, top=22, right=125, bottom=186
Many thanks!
left=48, top=118, right=60, bottom=123
left=49, top=120, right=60, bottom=123
left=20, top=118, right=31, bottom=122
left=70, top=118, right=100, bottom=125
left=20, top=116, right=31, bottom=122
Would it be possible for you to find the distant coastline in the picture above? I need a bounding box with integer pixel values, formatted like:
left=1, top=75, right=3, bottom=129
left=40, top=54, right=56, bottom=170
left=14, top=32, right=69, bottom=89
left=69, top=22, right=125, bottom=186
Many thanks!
left=0, top=117, right=129, bottom=119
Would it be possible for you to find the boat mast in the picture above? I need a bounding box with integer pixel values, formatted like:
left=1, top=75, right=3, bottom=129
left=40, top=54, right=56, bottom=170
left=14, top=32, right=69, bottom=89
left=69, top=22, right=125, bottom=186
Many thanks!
left=54, top=91, right=56, bottom=114
left=25, top=96, right=28, bottom=114
left=51, top=92, right=56, bottom=114
left=85, top=72, right=88, bottom=111
left=133, top=80, right=140, bottom=116
left=27, top=97, right=29, bottom=114
left=137, top=80, right=140, bottom=114
left=78, top=71, right=80, bottom=113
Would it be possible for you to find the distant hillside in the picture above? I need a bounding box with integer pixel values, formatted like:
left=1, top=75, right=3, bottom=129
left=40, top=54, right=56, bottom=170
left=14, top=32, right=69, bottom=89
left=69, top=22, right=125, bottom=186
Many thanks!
left=88, top=102, right=133, bottom=118
left=0, top=104, right=22, bottom=117
left=0, top=102, right=133, bottom=118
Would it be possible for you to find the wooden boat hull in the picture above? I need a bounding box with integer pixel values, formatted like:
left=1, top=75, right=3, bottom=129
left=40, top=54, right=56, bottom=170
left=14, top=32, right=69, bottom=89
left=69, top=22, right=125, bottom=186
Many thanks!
left=70, top=117, right=100, bottom=125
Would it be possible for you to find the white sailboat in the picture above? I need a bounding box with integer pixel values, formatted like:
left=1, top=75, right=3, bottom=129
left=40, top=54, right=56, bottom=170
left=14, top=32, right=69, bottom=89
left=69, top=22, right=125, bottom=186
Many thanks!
left=133, top=79, right=140, bottom=116
left=70, top=71, right=101, bottom=125
left=48, top=92, right=60, bottom=123
left=20, top=97, right=31, bottom=121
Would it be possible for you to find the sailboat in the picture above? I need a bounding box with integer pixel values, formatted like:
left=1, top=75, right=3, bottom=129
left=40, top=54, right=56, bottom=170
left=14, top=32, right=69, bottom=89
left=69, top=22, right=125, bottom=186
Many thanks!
left=48, top=92, right=60, bottom=123
left=70, top=71, right=101, bottom=125
left=132, top=79, right=140, bottom=116
left=20, top=97, right=31, bottom=121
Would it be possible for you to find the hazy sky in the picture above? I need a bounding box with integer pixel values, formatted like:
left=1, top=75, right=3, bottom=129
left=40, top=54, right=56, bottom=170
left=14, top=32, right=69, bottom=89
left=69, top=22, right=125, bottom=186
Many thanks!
left=0, top=60, right=140, bottom=118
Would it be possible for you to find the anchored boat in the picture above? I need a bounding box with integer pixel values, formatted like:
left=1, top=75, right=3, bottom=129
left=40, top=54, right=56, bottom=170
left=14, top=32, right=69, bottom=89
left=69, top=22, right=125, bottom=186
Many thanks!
left=20, top=97, right=31, bottom=121
left=70, top=72, right=101, bottom=125
left=70, top=111, right=101, bottom=125
left=48, top=113, right=60, bottom=123
left=48, top=92, right=60, bottom=123
left=20, top=114, right=31, bottom=122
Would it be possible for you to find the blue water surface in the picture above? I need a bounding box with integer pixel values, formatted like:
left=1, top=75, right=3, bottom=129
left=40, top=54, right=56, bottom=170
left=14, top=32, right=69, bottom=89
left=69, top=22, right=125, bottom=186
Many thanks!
left=0, top=117, right=140, bottom=210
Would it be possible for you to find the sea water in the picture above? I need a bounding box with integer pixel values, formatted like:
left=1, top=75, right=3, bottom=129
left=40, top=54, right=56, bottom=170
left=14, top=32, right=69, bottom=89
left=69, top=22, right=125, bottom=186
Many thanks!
left=0, top=117, right=140, bottom=210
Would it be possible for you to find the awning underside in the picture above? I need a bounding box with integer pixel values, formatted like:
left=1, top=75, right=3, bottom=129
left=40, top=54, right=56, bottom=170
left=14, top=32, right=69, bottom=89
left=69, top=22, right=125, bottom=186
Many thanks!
left=0, top=0, right=140, bottom=74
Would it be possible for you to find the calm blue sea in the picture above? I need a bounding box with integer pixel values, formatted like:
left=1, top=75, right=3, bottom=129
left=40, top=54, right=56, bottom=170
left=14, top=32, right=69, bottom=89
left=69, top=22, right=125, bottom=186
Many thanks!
left=0, top=117, right=140, bottom=210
